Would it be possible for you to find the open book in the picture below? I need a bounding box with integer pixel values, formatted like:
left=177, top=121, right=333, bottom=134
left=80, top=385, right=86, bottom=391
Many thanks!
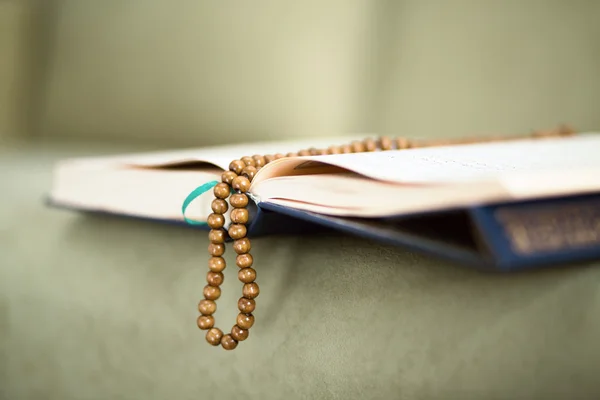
left=49, top=133, right=600, bottom=270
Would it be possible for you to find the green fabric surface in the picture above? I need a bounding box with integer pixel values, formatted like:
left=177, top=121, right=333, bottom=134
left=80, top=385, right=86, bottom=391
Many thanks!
left=1, top=141, right=600, bottom=399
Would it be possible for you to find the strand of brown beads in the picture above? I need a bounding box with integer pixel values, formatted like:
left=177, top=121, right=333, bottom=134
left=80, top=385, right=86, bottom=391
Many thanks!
left=198, top=128, right=575, bottom=350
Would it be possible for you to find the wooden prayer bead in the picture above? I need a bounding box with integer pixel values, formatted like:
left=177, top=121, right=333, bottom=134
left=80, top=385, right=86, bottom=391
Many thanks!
left=198, top=299, right=217, bottom=315
left=221, top=170, right=237, bottom=185
left=286, top=152, right=298, bottom=157
left=208, top=256, right=226, bottom=272
left=420, top=139, right=442, bottom=147
left=231, top=208, right=249, bottom=224
left=236, top=253, right=253, bottom=268
left=220, top=334, right=238, bottom=350
left=379, top=136, right=393, bottom=150
left=203, top=285, right=221, bottom=300
left=242, top=166, right=257, bottom=180
left=327, top=146, right=341, bottom=154
left=340, top=144, right=352, bottom=153
left=236, top=313, right=255, bottom=330
left=274, top=153, right=285, bottom=159
left=229, top=160, right=245, bottom=174
left=228, top=224, right=247, bottom=240
left=231, top=325, right=249, bottom=341
left=252, top=155, right=266, bottom=167
left=208, top=229, right=226, bottom=244
left=213, top=183, right=231, bottom=199
left=316, top=149, right=328, bottom=155
left=207, top=213, right=225, bottom=229
left=197, top=315, right=215, bottom=330
left=264, top=154, right=275, bottom=163
left=233, top=238, right=251, bottom=254
left=242, top=282, right=260, bottom=299
left=396, top=137, right=410, bottom=149
left=238, top=297, right=256, bottom=313
left=364, top=138, right=377, bottom=152
left=407, top=139, right=421, bottom=148
left=230, top=193, right=249, bottom=208
left=208, top=243, right=225, bottom=257
left=241, top=156, right=255, bottom=167
left=207, top=271, right=224, bottom=286
left=232, top=176, right=251, bottom=192
left=238, top=267, right=256, bottom=283
left=211, top=199, right=228, bottom=214
left=351, top=141, right=365, bottom=152
left=559, top=125, right=575, bottom=136
left=206, top=328, right=223, bottom=346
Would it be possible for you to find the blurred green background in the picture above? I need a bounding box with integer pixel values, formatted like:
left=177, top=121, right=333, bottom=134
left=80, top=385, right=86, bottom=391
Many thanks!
left=2, top=0, right=600, bottom=146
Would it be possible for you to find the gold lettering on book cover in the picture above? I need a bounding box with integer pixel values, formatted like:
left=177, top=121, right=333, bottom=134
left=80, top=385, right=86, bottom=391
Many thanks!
left=495, top=201, right=600, bottom=255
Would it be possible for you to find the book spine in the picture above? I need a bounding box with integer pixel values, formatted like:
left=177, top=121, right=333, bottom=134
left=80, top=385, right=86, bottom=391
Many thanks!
left=246, top=199, right=332, bottom=238
left=469, top=193, right=600, bottom=270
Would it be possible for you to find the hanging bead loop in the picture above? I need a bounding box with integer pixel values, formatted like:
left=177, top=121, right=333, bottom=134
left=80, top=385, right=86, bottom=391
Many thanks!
left=193, top=129, right=571, bottom=350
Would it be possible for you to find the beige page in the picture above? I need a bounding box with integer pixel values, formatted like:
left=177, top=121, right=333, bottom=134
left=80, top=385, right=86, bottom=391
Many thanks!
left=250, top=133, right=600, bottom=217
left=49, top=136, right=365, bottom=222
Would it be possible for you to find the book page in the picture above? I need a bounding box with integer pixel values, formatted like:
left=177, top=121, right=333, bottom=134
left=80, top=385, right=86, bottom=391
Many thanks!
left=50, top=162, right=222, bottom=222
left=251, top=173, right=508, bottom=216
left=252, top=169, right=600, bottom=217
left=252, top=133, right=600, bottom=186
left=249, top=133, right=600, bottom=217
left=59, top=136, right=368, bottom=171
left=49, top=135, right=366, bottom=224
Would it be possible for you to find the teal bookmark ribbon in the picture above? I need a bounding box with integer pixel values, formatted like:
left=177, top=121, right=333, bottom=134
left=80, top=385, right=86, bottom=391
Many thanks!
left=181, top=180, right=219, bottom=226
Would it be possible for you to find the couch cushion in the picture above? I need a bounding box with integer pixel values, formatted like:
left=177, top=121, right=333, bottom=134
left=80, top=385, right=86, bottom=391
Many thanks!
left=2, top=142, right=600, bottom=399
